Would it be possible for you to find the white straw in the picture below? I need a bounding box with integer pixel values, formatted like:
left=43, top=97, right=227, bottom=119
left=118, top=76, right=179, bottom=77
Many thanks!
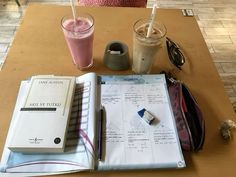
left=70, top=0, right=77, bottom=22
left=146, top=3, right=157, bottom=38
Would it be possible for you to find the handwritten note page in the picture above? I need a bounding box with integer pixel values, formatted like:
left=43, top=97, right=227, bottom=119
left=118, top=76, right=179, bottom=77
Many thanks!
left=98, top=75, right=185, bottom=170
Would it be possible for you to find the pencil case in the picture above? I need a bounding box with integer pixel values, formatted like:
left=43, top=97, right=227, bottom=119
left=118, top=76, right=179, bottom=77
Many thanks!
left=165, top=74, right=205, bottom=151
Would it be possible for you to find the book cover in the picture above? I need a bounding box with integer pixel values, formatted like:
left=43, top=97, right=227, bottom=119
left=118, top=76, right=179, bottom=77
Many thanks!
left=8, top=75, right=76, bottom=153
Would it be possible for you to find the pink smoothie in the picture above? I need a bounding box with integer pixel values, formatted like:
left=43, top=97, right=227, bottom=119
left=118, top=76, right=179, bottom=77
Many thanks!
left=62, top=17, right=94, bottom=70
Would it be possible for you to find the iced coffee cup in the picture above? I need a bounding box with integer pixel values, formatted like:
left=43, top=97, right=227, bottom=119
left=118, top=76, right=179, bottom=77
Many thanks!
left=61, top=13, right=94, bottom=70
left=132, top=19, right=166, bottom=74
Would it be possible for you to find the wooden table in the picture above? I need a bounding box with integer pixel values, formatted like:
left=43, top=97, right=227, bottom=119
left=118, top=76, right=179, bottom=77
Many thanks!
left=1, top=4, right=236, bottom=177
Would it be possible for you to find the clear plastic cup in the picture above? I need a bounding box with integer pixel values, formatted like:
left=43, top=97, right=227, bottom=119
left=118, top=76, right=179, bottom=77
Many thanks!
left=132, top=19, right=166, bottom=74
left=61, top=13, right=94, bottom=70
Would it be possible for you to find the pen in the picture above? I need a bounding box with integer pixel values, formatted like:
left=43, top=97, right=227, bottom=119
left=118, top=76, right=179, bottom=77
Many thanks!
left=97, top=108, right=103, bottom=161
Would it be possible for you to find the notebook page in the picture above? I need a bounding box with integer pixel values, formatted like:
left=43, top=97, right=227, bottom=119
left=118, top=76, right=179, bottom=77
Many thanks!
left=98, top=74, right=185, bottom=170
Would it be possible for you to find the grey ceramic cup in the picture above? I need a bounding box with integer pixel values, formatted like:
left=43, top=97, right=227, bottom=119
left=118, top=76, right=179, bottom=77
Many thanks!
left=103, top=41, right=130, bottom=71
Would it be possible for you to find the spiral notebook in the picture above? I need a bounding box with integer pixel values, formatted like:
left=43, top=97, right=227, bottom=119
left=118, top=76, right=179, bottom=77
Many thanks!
left=0, top=73, right=185, bottom=176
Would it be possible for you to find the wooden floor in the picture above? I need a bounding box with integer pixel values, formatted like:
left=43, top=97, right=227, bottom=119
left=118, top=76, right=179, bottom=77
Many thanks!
left=1, top=0, right=236, bottom=112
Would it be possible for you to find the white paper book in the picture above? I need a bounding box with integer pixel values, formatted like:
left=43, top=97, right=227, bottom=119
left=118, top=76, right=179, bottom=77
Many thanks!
left=8, top=75, right=76, bottom=153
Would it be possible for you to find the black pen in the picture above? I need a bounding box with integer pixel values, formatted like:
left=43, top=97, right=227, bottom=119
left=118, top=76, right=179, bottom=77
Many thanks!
left=97, top=108, right=103, bottom=161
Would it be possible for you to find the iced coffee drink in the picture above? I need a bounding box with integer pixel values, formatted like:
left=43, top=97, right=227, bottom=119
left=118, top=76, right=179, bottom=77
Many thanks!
left=132, top=19, right=166, bottom=74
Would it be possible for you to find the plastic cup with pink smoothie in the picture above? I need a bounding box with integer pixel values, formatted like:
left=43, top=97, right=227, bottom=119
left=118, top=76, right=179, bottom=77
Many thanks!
left=61, top=14, right=94, bottom=70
